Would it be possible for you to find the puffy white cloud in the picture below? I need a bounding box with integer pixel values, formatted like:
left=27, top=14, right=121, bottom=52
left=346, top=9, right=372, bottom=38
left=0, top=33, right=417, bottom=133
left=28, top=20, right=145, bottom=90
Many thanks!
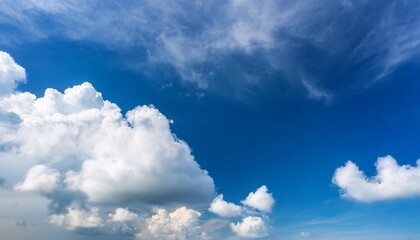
left=109, top=208, right=139, bottom=222
left=136, top=207, right=208, bottom=240
left=231, top=216, right=268, bottom=238
left=241, top=185, right=275, bottom=213
left=333, top=155, right=420, bottom=202
left=64, top=104, right=214, bottom=204
left=0, top=71, right=214, bottom=205
left=0, top=51, right=26, bottom=96
left=50, top=207, right=104, bottom=230
left=0, top=52, right=215, bottom=238
left=14, top=165, right=59, bottom=193
left=208, top=194, right=242, bottom=217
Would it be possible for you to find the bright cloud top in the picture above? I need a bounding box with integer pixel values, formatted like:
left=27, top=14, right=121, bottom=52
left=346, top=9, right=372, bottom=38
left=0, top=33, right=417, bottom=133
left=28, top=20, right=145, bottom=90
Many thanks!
left=241, top=185, right=275, bottom=212
left=231, top=216, right=268, bottom=238
left=0, top=78, right=215, bottom=205
left=0, top=51, right=26, bottom=96
left=208, top=194, right=243, bottom=217
left=14, top=164, right=59, bottom=193
left=109, top=208, right=139, bottom=222
left=136, top=207, right=208, bottom=240
left=333, top=155, right=420, bottom=202
left=50, top=207, right=104, bottom=230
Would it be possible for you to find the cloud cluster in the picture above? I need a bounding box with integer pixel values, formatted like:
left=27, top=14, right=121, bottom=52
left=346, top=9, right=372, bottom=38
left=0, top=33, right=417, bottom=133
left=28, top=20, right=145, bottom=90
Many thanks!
left=0, top=51, right=216, bottom=237
left=333, top=155, right=420, bottom=202
left=136, top=207, right=209, bottom=240
left=1, top=1, right=419, bottom=99
left=209, top=185, right=274, bottom=238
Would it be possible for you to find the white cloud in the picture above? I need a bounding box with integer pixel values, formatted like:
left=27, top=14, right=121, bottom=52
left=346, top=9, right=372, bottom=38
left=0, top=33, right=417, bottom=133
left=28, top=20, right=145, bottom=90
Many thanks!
left=0, top=51, right=216, bottom=238
left=108, top=208, right=139, bottom=222
left=241, top=185, right=275, bottom=213
left=208, top=194, right=242, bottom=217
left=300, top=231, right=311, bottom=238
left=209, top=187, right=276, bottom=238
left=230, top=216, right=268, bottom=238
left=14, top=165, right=59, bottom=193
left=50, top=207, right=104, bottom=230
left=333, top=155, right=420, bottom=202
left=136, top=206, right=208, bottom=240
left=0, top=77, right=214, bottom=205
left=0, top=51, right=26, bottom=96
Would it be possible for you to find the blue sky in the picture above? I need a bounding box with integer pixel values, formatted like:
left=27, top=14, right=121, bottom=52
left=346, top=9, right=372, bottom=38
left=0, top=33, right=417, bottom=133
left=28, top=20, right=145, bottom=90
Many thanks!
left=0, top=1, right=420, bottom=239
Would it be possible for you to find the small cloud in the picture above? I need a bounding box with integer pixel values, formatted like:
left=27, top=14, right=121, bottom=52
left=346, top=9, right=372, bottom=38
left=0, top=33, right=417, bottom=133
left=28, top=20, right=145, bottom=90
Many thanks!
left=300, top=231, right=311, bottom=238
left=230, top=216, right=268, bottom=238
left=208, top=194, right=243, bottom=217
left=333, top=155, right=420, bottom=202
left=241, top=185, right=275, bottom=213
left=108, top=208, right=139, bottom=222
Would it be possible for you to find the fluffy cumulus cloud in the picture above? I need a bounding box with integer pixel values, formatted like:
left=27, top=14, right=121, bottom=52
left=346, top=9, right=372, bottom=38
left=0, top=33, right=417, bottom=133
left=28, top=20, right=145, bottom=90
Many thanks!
left=109, top=208, right=139, bottom=222
left=241, top=185, right=275, bottom=213
left=14, top=165, right=59, bottom=193
left=50, top=207, right=104, bottom=230
left=0, top=51, right=26, bottom=96
left=136, top=207, right=208, bottom=240
left=1, top=1, right=419, bottom=99
left=0, top=51, right=216, bottom=238
left=231, top=216, right=268, bottom=238
left=0, top=75, right=214, bottom=206
left=208, top=194, right=243, bottom=217
left=208, top=186, right=275, bottom=238
left=333, top=155, right=420, bottom=202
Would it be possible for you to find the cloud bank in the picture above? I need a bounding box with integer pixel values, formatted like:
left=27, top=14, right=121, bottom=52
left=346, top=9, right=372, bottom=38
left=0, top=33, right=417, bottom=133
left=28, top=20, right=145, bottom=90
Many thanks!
left=0, top=50, right=280, bottom=239
left=333, top=155, right=420, bottom=202
left=0, top=51, right=218, bottom=238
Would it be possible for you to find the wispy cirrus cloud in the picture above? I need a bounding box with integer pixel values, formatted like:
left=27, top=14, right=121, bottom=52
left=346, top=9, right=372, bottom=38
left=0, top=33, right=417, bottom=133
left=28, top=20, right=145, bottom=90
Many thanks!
left=1, top=1, right=419, bottom=100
